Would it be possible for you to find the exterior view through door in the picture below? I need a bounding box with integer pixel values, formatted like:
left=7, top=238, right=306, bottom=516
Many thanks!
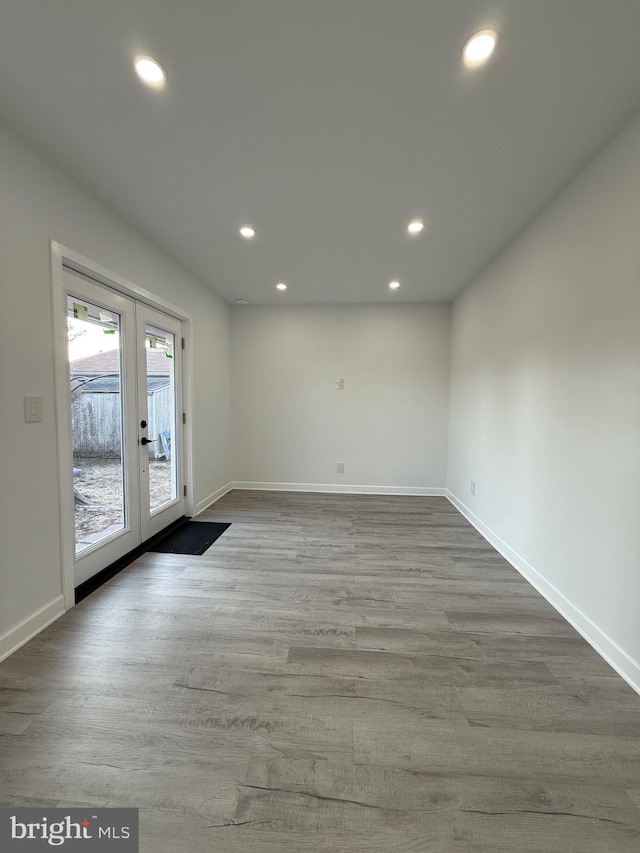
left=64, top=267, right=185, bottom=587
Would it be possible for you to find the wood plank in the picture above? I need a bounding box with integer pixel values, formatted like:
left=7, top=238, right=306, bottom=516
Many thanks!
left=0, top=490, right=638, bottom=852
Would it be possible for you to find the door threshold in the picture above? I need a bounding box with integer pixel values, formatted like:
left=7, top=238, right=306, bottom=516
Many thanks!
left=74, top=516, right=188, bottom=604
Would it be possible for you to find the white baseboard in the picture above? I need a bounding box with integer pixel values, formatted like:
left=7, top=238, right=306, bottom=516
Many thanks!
left=231, top=481, right=446, bottom=497
left=194, top=482, right=234, bottom=516
left=0, top=595, right=66, bottom=663
left=446, top=490, right=640, bottom=696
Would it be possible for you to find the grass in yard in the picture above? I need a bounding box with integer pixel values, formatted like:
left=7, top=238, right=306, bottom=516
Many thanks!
left=74, top=457, right=172, bottom=543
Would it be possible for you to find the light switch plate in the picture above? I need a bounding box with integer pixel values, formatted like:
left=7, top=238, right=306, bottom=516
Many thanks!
left=24, top=396, right=43, bottom=423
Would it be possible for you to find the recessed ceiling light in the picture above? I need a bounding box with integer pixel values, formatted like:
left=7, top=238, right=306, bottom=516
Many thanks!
left=276, top=283, right=288, bottom=291
left=134, top=55, right=167, bottom=88
left=389, top=280, right=400, bottom=290
left=462, top=29, right=498, bottom=67
left=239, top=225, right=256, bottom=239
left=235, top=299, right=249, bottom=305
left=407, top=220, right=425, bottom=236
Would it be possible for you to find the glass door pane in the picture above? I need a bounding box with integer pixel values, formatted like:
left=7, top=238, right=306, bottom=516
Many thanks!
left=67, top=295, right=126, bottom=554
left=137, top=303, right=185, bottom=541
left=145, top=323, right=177, bottom=512
left=63, top=268, right=140, bottom=589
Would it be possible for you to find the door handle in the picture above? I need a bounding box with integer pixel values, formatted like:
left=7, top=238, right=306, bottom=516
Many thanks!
left=140, top=437, right=155, bottom=446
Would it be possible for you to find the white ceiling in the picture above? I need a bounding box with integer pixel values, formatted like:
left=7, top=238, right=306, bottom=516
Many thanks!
left=1, top=1, right=640, bottom=304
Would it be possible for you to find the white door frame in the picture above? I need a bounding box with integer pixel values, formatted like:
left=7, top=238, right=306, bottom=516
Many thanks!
left=63, top=270, right=141, bottom=586
left=136, top=302, right=186, bottom=541
left=51, top=241, right=195, bottom=610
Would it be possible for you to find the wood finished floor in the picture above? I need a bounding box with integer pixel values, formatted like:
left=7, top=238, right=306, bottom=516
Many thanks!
left=1, top=491, right=639, bottom=852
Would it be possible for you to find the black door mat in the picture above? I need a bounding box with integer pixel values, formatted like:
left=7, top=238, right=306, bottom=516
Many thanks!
left=147, top=521, right=231, bottom=555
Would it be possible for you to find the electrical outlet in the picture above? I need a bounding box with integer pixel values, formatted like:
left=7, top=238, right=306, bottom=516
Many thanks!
left=470, top=480, right=476, bottom=495
left=336, top=378, right=344, bottom=390
left=337, top=462, right=345, bottom=474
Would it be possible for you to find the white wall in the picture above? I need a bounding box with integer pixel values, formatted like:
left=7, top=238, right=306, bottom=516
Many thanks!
left=0, top=122, right=232, bottom=657
left=447, top=112, right=640, bottom=689
left=231, top=304, right=451, bottom=491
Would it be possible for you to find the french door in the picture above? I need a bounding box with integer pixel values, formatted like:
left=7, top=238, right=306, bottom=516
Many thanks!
left=63, top=267, right=185, bottom=587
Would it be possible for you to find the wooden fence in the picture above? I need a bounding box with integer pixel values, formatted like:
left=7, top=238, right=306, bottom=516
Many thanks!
left=72, top=386, right=173, bottom=458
